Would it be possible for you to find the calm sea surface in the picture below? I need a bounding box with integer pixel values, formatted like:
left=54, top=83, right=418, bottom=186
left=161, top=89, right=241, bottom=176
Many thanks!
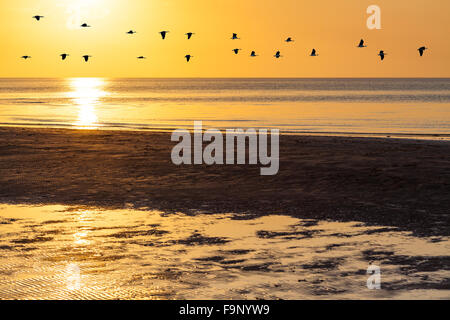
left=0, top=78, right=449, bottom=138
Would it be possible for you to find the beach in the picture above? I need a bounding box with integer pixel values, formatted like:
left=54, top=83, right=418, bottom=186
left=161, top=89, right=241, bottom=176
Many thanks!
left=0, top=127, right=449, bottom=236
left=1, top=0, right=449, bottom=304
left=0, top=127, right=449, bottom=299
left=1, top=81, right=450, bottom=299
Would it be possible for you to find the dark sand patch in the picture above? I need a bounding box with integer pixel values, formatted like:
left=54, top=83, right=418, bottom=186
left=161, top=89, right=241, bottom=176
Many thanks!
left=256, top=229, right=317, bottom=240
left=11, top=236, right=54, bottom=244
left=0, top=127, right=449, bottom=237
left=382, top=279, right=450, bottom=291
left=220, top=249, right=253, bottom=255
left=363, top=250, right=450, bottom=274
left=172, top=233, right=230, bottom=246
left=195, top=256, right=226, bottom=262
left=0, top=218, right=19, bottom=224
left=302, top=258, right=344, bottom=271
left=107, top=229, right=169, bottom=239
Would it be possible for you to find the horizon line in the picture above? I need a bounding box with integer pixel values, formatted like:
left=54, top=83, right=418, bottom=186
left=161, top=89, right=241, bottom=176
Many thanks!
left=1, top=77, right=449, bottom=80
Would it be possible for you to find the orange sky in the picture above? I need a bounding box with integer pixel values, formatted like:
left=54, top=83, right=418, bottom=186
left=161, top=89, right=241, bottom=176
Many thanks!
left=0, top=0, right=449, bottom=77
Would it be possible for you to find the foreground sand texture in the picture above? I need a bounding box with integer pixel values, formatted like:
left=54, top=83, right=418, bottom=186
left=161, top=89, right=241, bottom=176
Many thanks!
left=0, top=127, right=449, bottom=299
left=0, top=205, right=448, bottom=299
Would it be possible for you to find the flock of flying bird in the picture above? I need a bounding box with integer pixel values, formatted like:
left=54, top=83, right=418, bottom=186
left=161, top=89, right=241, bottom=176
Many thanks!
left=21, top=15, right=429, bottom=63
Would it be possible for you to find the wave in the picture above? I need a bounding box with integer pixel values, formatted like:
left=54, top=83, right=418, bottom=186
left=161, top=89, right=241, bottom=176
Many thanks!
left=1, top=93, right=450, bottom=105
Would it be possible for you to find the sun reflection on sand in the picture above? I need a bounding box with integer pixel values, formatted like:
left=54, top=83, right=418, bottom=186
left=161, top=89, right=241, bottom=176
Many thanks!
left=67, top=209, right=96, bottom=291
left=0, top=205, right=449, bottom=299
left=68, top=78, right=107, bottom=129
left=66, top=263, right=81, bottom=291
left=73, top=209, right=94, bottom=246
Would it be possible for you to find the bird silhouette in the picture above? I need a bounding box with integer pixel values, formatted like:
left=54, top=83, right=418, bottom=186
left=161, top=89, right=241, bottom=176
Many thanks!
left=160, top=31, right=169, bottom=39
left=357, top=39, right=367, bottom=48
left=185, top=55, right=193, bottom=62
left=285, top=37, right=294, bottom=43
left=81, top=23, right=91, bottom=28
left=418, top=46, right=428, bottom=57
left=60, top=53, right=69, bottom=60
left=127, top=30, right=137, bottom=34
left=186, top=32, right=194, bottom=39
left=310, top=49, right=318, bottom=56
left=231, top=33, right=240, bottom=40
left=378, top=50, right=386, bottom=61
left=250, top=51, right=258, bottom=57
left=274, top=51, right=282, bottom=58
left=82, top=55, right=92, bottom=62
left=21, top=56, right=31, bottom=60
left=137, top=56, right=146, bottom=59
left=232, top=48, right=242, bottom=55
left=32, top=16, right=44, bottom=21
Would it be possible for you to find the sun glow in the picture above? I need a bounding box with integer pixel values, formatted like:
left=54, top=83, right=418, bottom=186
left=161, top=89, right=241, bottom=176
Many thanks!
left=68, top=78, right=106, bottom=129
left=65, top=0, right=108, bottom=30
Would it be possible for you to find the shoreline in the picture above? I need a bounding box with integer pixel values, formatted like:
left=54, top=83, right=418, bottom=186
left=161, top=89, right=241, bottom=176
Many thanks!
left=0, top=126, right=449, bottom=237
left=0, top=124, right=449, bottom=142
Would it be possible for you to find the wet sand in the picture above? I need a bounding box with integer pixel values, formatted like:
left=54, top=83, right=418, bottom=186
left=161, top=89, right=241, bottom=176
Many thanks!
left=0, top=127, right=449, bottom=299
left=0, top=127, right=449, bottom=237
left=0, top=205, right=449, bottom=299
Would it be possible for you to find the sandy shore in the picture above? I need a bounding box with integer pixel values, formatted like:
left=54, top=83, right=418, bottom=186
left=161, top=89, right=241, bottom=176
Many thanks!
left=0, top=126, right=449, bottom=237
left=1, top=204, right=448, bottom=299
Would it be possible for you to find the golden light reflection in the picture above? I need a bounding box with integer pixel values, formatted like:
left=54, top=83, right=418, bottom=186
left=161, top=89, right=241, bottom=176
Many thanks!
left=65, top=209, right=96, bottom=291
left=68, top=78, right=107, bottom=129
left=66, top=263, right=81, bottom=291
left=72, top=209, right=95, bottom=246
left=73, top=231, right=90, bottom=246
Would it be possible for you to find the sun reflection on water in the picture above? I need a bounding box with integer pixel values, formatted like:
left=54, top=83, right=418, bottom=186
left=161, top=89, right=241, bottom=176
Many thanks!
left=68, top=78, right=107, bottom=129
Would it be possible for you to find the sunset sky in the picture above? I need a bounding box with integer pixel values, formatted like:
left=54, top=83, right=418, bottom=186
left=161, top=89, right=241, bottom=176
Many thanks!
left=0, top=0, right=449, bottom=78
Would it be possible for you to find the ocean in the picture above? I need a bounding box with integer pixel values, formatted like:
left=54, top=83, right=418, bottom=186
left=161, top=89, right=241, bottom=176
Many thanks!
left=0, top=78, right=449, bottom=139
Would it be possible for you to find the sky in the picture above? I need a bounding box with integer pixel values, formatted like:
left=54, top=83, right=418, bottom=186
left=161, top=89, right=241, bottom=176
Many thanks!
left=0, top=0, right=449, bottom=78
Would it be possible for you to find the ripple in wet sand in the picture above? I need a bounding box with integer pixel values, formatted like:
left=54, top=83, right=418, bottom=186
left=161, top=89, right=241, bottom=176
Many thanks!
left=0, top=204, right=449, bottom=300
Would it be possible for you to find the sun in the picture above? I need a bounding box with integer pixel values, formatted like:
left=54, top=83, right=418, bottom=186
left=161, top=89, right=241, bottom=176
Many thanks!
left=65, top=0, right=108, bottom=30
